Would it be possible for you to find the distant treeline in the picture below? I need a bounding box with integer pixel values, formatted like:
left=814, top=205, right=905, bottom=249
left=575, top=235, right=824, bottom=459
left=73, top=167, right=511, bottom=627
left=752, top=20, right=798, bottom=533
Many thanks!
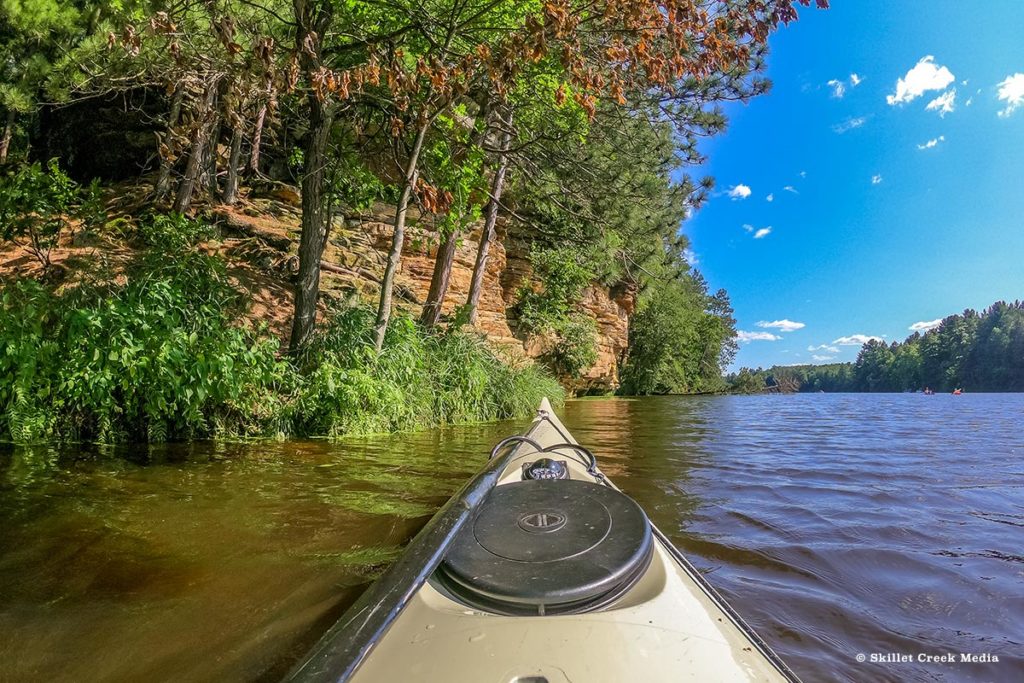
left=729, top=300, right=1024, bottom=393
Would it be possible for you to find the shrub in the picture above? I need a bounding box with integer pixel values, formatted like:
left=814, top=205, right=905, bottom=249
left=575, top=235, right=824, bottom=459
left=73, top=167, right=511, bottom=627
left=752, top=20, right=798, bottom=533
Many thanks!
left=514, top=246, right=599, bottom=379
left=137, top=212, right=216, bottom=252
left=546, top=315, right=599, bottom=378
left=0, top=256, right=285, bottom=443
left=515, top=246, right=594, bottom=331
left=0, top=159, right=103, bottom=270
left=290, top=306, right=564, bottom=437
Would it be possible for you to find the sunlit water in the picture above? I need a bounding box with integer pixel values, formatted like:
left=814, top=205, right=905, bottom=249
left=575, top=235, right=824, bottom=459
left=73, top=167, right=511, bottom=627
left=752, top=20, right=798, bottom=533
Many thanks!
left=1, top=394, right=1022, bottom=682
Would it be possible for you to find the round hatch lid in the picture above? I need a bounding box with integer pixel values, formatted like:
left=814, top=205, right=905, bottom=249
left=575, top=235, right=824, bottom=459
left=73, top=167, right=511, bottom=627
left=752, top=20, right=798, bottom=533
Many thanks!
left=436, top=479, right=653, bottom=615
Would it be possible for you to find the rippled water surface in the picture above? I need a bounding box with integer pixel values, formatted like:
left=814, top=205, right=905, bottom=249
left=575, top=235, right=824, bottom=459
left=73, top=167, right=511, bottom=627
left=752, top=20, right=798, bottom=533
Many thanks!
left=2, top=394, right=1023, bottom=682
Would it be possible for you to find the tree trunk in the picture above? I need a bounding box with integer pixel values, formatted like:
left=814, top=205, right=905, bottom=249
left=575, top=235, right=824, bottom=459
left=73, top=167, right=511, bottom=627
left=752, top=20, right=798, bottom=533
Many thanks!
left=173, top=82, right=218, bottom=214
left=154, top=87, right=184, bottom=200
left=419, top=231, right=459, bottom=329
left=286, top=0, right=335, bottom=354
left=373, top=121, right=430, bottom=351
left=206, top=114, right=222, bottom=199
left=249, top=104, right=266, bottom=175
left=223, top=125, right=243, bottom=204
left=287, top=96, right=335, bottom=354
left=467, top=110, right=513, bottom=325
left=0, top=109, right=15, bottom=165
left=419, top=101, right=492, bottom=331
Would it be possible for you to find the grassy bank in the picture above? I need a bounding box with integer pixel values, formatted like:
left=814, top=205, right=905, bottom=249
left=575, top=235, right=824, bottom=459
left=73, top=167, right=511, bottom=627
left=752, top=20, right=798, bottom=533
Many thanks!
left=0, top=221, right=562, bottom=445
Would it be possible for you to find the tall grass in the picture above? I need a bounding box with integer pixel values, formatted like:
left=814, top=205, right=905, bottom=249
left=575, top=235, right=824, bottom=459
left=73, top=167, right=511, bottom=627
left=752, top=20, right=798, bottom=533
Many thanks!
left=0, top=269, right=563, bottom=444
left=290, top=307, right=564, bottom=437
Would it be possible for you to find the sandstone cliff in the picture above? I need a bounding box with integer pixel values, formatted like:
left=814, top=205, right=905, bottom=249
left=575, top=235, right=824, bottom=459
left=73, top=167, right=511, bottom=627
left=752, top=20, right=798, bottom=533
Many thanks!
left=218, top=193, right=632, bottom=393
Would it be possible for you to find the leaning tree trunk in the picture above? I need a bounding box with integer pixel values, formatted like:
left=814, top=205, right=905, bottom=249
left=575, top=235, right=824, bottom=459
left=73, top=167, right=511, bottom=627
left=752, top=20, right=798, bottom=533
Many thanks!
left=373, top=121, right=431, bottom=351
left=173, top=82, right=219, bottom=214
left=0, top=109, right=15, bottom=165
left=154, top=87, right=184, bottom=200
left=249, top=103, right=266, bottom=175
left=205, top=114, right=222, bottom=199
left=419, top=232, right=459, bottom=329
left=466, top=110, right=513, bottom=325
left=223, top=125, right=243, bottom=205
left=419, top=101, right=492, bottom=330
left=287, top=95, right=335, bottom=354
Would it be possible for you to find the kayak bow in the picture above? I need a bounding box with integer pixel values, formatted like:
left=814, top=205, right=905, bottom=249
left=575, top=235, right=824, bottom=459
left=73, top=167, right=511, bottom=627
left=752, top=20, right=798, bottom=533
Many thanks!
left=286, top=398, right=800, bottom=683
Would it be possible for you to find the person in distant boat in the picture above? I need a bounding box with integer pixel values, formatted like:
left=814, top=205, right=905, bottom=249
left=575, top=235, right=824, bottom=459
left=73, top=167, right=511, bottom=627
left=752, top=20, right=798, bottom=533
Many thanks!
left=953, top=388, right=962, bottom=395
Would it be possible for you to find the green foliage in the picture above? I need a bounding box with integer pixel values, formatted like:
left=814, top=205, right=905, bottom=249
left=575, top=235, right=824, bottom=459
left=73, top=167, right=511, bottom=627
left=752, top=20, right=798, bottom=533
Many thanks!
left=0, top=257, right=285, bottom=443
left=136, top=213, right=216, bottom=252
left=290, top=306, right=564, bottom=437
left=508, top=105, right=737, bottom=390
left=544, top=315, right=598, bottom=378
left=620, top=277, right=736, bottom=395
left=0, top=159, right=104, bottom=268
left=421, top=116, right=487, bottom=236
left=510, top=107, right=693, bottom=286
left=516, top=247, right=594, bottom=327
left=329, top=150, right=388, bottom=212
left=291, top=308, right=432, bottom=436
left=730, top=369, right=767, bottom=394
left=514, top=247, right=598, bottom=378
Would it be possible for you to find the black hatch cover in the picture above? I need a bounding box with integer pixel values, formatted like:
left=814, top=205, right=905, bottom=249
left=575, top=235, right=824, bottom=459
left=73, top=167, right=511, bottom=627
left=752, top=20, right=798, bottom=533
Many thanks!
left=436, top=479, right=653, bottom=615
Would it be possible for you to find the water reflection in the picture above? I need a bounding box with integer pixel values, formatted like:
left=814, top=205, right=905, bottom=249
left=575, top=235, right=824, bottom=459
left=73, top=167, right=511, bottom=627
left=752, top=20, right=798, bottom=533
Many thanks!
left=0, top=422, right=518, bottom=682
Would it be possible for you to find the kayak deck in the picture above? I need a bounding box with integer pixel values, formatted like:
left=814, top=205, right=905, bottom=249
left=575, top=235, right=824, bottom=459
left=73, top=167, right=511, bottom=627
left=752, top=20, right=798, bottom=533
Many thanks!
left=291, top=399, right=798, bottom=683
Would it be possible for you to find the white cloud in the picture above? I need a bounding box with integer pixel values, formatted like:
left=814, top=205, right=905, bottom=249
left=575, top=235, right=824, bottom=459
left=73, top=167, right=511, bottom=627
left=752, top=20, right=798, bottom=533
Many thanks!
left=744, top=224, right=771, bottom=239
left=871, top=174, right=883, bottom=185
left=783, top=185, right=798, bottom=194
left=909, top=319, right=942, bottom=332
left=925, top=89, right=956, bottom=116
left=799, top=171, right=807, bottom=178
left=997, top=73, right=1024, bottom=117
left=766, top=193, right=774, bottom=202
left=833, top=334, right=884, bottom=346
left=808, top=344, right=840, bottom=353
left=917, top=135, right=945, bottom=150
left=828, top=74, right=862, bottom=97
left=737, top=331, right=781, bottom=343
left=833, top=116, right=867, bottom=133
left=728, top=184, right=752, bottom=200
left=965, top=96, right=973, bottom=107
left=887, top=56, right=955, bottom=105
left=812, top=355, right=835, bottom=361
left=682, top=248, right=699, bottom=265
left=757, top=319, right=805, bottom=332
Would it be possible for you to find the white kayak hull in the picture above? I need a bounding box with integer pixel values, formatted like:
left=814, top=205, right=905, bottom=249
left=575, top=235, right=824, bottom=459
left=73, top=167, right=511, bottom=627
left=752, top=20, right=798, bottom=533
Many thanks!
left=290, top=399, right=799, bottom=683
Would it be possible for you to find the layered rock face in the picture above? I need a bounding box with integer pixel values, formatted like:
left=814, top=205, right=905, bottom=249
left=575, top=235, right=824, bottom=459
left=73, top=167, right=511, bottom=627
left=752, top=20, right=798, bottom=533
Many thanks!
left=321, top=204, right=632, bottom=393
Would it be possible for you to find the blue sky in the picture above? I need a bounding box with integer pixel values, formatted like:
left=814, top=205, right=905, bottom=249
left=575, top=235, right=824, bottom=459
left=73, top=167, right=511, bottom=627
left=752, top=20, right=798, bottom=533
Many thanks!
left=685, top=0, right=1024, bottom=370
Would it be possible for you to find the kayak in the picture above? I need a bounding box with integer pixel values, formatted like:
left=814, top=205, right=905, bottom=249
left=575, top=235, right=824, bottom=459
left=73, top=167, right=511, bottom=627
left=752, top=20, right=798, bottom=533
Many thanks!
left=286, top=398, right=800, bottom=683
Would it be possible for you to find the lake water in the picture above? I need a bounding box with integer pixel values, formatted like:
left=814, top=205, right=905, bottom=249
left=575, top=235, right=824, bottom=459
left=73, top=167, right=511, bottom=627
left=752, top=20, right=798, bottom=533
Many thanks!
left=1, top=394, right=1022, bottom=682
